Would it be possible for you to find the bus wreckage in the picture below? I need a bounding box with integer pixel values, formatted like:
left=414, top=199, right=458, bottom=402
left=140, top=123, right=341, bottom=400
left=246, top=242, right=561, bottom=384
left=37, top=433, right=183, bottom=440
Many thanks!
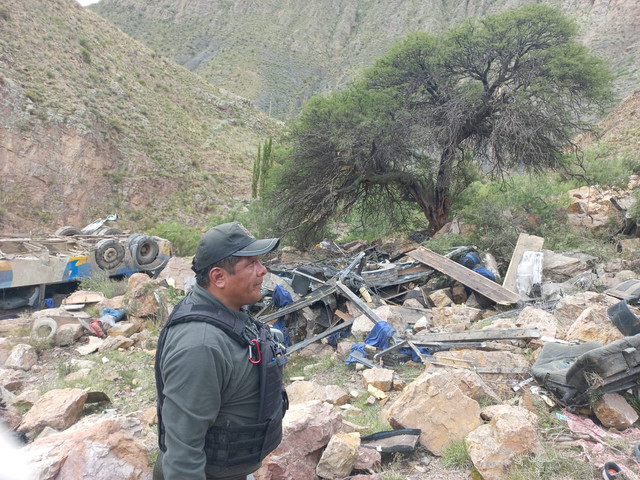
left=0, top=216, right=171, bottom=310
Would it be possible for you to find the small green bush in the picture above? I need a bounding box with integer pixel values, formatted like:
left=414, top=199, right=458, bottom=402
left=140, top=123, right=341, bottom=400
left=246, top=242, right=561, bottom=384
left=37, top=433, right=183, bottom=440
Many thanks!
left=24, top=90, right=40, bottom=103
left=78, top=270, right=127, bottom=299
left=441, top=440, right=471, bottom=469
left=0, top=7, right=10, bottom=21
left=147, top=221, right=201, bottom=257
left=80, top=47, right=91, bottom=64
left=506, top=446, right=593, bottom=480
left=572, top=143, right=638, bottom=188
left=107, top=117, right=123, bottom=132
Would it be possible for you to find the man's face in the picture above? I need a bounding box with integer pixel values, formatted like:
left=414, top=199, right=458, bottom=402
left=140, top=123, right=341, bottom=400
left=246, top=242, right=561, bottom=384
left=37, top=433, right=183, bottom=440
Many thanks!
left=222, top=256, right=267, bottom=310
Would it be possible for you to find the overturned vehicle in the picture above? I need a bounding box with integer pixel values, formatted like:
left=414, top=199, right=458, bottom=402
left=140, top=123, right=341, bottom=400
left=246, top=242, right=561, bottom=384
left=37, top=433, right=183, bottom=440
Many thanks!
left=0, top=216, right=171, bottom=310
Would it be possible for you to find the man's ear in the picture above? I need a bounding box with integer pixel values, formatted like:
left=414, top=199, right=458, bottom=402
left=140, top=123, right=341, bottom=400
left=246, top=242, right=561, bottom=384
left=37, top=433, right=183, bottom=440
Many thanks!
left=209, top=267, right=227, bottom=289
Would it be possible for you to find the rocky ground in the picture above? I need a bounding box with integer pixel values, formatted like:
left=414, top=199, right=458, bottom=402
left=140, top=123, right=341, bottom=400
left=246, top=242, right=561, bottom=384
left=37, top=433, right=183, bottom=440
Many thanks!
left=4, top=213, right=640, bottom=479
left=0, top=240, right=640, bottom=480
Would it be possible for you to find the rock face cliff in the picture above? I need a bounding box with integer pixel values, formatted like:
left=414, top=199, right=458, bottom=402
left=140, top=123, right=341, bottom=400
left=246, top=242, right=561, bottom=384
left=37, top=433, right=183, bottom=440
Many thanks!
left=92, top=0, right=640, bottom=118
left=0, top=0, right=281, bottom=234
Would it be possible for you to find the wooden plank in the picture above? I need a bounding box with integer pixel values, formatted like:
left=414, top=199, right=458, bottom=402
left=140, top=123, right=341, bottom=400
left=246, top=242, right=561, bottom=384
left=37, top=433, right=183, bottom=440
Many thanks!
left=398, top=265, right=432, bottom=276
left=413, top=327, right=539, bottom=343
left=502, top=233, right=544, bottom=294
left=333, top=309, right=353, bottom=322
left=427, top=359, right=530, bottom=375
left=408, top=247, right=520, bottom=305
left=62, top=291, right=105, bottom=305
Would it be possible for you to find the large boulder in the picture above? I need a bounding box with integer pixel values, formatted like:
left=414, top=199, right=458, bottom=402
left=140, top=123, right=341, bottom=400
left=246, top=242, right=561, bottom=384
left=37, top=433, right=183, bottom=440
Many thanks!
left=286, top=381, right=349, bottom=406
left=543, top=250, right=596, bottom=282
left=431, top=305, right=482, bottom=328
left=466, top=405, right=541, bottom=480
left=0, top=368, right=25, bottom=393
left=255, top=400, right=342, bottom=480
left=5, top=344, right=37, bottom=371
left=23, top=414, right=152, bottom=480
left=594, top=393, right=639, bottom=430
left=122, top=273, right=165, bottom=320
left=382, top=370, right=482, bottom=456
left=430, top=350, right=530, bottom=397
left=553, top=292, right=617, bottom=329
left=315, top=432, right=360, bottom=479
left=565, top=307, right=624, bottom=344
left=18, top=388, right=87, bottom=436
left=361, top=368, right=394, bottom=392
left=515, top=306, right=558, bottom=338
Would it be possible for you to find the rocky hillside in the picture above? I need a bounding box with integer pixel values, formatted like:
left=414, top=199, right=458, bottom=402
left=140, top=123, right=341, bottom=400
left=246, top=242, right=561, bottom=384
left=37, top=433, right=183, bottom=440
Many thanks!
left=0, top=0, right=283, bottom=235
left=91, top=0, right=640, bottom=118
left=597, top=90, right=640, bottom=156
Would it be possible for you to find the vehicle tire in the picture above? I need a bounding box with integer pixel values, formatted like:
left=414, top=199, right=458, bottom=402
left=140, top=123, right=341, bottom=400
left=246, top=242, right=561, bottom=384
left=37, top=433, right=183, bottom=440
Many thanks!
left=129, top=235, right=159, bottom=266
left=55, top=226, right=82, bottom=236
left=96, top=227, right=124, bottom=236
left=32, top=317, right=57, bottom=341
left=94, top=238, right=126, bottom=270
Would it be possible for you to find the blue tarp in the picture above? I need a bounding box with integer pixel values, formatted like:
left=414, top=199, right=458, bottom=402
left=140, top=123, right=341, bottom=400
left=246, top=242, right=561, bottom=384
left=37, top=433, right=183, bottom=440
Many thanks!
left=345, top=343, right=367, bottom=365
left=473, top=265, right=495, bottom=282
left=272, top=285, right=293, bottom=346
left=273, top=284, right=293, bottom=308
left=460, top=251, right=481, bottom=269
left=365, top=321, right=396, bottom=350
left=398, top=347, right=432, bottom=362
left=345, top=321, right=396, bottom=365
left=100, top=308, right=126, bottom=321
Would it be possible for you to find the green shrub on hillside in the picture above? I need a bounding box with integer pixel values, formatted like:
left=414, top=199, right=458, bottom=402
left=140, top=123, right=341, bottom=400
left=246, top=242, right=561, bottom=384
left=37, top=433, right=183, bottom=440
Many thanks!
left=571, top=143, right=638, bottom=188
left=450, top=172, right=619, bottom=266
left=451, top=174, right=570, bottom=261
left=147, top=221, right=201, bottom=257
left=80, top=47, right=91, bottom=64
left=24, top=90, right=40, bottom=103
left=107, top=117, right=123, bottom=132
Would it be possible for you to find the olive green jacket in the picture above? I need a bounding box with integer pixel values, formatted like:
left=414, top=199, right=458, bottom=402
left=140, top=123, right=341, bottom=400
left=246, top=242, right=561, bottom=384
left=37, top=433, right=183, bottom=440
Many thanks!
left=157, top=284, right=261, bottom=479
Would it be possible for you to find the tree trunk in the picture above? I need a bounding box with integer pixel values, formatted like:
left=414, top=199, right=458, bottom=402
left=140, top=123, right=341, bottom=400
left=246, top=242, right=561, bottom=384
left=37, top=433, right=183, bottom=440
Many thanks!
left=407, top=181, right=450, bottom=235
left=409, top=149, right=453, bottom=235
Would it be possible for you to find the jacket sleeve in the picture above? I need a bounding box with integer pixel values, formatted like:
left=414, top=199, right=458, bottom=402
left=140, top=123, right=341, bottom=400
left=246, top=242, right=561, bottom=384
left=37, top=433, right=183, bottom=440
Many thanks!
left=160, top=343, right=229, bottom=479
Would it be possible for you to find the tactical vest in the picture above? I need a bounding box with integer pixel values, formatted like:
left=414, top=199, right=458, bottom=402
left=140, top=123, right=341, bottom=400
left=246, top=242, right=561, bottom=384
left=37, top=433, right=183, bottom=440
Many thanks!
left=155, top=302, right=288, bottom=467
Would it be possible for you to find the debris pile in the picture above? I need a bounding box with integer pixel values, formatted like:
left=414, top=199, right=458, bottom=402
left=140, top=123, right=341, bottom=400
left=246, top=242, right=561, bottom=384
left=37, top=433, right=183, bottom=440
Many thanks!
left=2, top=226, right=640, bottom=479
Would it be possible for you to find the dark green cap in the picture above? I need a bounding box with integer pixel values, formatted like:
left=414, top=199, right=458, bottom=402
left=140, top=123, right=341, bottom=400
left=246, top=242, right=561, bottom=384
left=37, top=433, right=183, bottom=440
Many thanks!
left=192, top=222, right=280, bottom=272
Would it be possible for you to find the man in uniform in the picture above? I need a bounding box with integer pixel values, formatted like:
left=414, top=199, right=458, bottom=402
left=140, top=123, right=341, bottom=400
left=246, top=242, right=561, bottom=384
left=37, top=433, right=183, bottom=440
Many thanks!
left=154, top=222, right=286, bottom=480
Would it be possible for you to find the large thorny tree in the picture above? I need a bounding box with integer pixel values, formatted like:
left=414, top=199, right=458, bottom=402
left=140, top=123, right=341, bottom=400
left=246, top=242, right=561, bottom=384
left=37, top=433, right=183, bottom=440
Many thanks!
left=272, top=5, right=612, bottom=242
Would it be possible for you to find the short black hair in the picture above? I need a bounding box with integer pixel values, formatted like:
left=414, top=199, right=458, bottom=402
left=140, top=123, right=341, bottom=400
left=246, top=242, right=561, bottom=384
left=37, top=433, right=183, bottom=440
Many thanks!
left=195, top=255, right=243, bottom=288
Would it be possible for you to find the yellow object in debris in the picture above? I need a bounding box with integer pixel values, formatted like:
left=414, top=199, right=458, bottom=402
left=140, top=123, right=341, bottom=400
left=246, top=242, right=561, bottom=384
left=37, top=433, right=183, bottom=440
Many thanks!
left=367, top=384, right=387, bottom=400
left=359, top=286, right=372, bottom=303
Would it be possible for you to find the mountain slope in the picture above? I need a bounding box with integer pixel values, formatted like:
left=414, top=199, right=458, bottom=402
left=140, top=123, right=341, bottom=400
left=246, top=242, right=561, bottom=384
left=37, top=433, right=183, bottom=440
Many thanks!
left=91, top=0, right=640, bottom=118
left=0, top=0, right=282, bottom=234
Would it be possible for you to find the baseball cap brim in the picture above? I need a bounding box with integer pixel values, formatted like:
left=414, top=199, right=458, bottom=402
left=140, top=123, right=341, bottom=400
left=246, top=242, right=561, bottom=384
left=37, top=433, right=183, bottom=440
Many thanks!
left=233, top=237, right=280, bottom=257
